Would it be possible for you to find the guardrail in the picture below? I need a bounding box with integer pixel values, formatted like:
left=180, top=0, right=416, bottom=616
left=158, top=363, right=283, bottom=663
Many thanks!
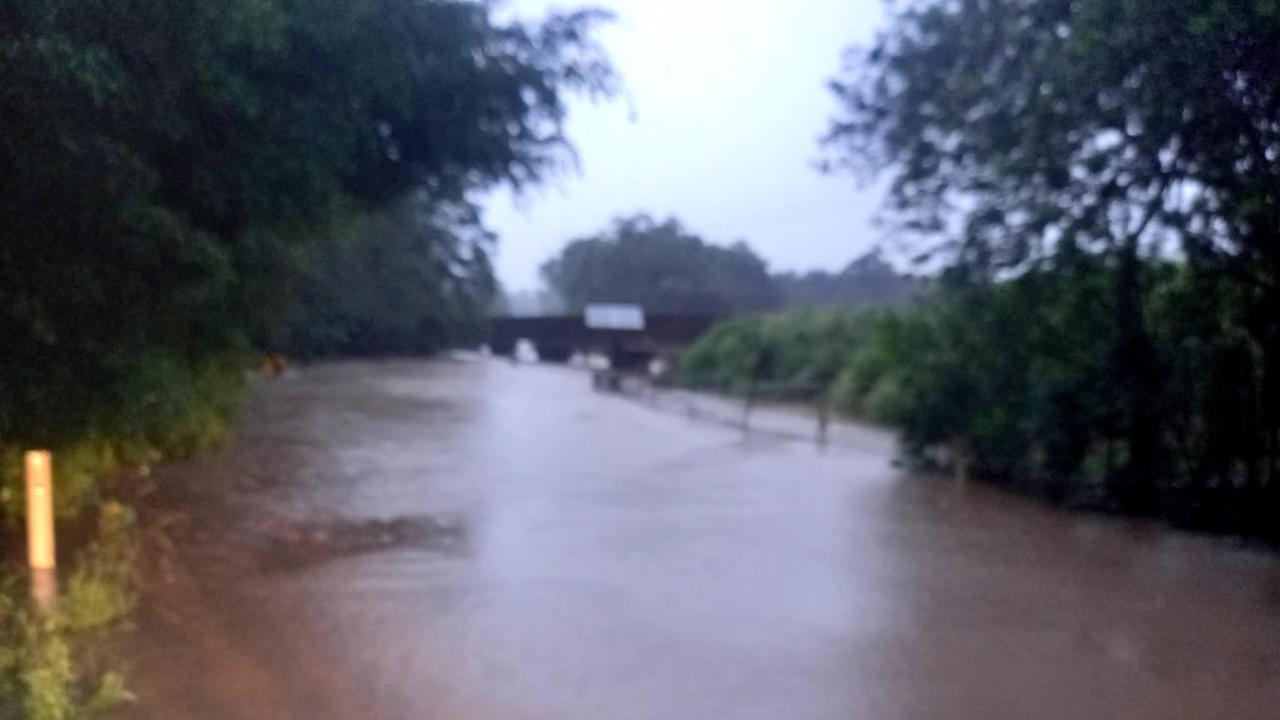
left=594, top=371, right=834, bottom=445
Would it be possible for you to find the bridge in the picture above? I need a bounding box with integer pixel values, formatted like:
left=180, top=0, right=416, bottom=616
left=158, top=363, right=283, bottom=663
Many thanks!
left=487, top=314, right=720, bottom=367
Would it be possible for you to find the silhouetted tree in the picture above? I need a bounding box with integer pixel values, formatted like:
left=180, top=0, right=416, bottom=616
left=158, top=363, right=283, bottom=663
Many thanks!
left=541, top=214, right=780, bottom=314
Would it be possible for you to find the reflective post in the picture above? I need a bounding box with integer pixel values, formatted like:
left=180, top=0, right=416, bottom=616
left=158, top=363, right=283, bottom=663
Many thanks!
left=25, top=450, right=56, bottom=570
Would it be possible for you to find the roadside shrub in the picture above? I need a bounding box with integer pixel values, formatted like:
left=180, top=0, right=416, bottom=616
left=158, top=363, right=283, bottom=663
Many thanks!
left=0, top=503, right=138, bottom=720
left=0, top=354, right=244, bottom=527
left=678, top=256, right=1280, bottom=539
left=678, top=310, right=893, bottom=394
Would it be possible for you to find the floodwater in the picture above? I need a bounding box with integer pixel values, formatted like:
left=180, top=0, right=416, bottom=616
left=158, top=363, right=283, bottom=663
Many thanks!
left=121, top=359, right=1280, bottom=720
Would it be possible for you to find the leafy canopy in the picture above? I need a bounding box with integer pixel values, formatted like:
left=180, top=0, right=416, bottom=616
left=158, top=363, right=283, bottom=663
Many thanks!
left=821, top=0, right=1280, bottom=525
left=541, top=214, right=781, bottom=314
left=0, top=0, right=616, bottom=445
left=826, top=0, right=1280, bottom=272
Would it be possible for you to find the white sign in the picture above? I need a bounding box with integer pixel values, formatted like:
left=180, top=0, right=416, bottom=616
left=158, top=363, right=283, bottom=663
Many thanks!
left=584, top=304, right=645, bottom=331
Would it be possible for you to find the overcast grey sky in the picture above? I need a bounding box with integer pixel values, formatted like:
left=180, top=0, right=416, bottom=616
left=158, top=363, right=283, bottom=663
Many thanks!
left=486, top=0, right=887, bottom=291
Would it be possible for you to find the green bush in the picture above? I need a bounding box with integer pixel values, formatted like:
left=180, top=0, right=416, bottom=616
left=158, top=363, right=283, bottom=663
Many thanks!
left=0, top=354, right=244, bottom=527
left=678, top=255, right=1280, bottom=539
left=678, top=310, right=894, bottom=394
left=0, top=503, right=138, bottom=720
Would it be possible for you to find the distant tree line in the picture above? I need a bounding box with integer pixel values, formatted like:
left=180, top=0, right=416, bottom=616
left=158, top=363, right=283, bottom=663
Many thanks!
left=540, top=215, right=780, bottom=314
left=773, top=250, right=925, bottom=309
left=535, top=213, right=918, bottom=316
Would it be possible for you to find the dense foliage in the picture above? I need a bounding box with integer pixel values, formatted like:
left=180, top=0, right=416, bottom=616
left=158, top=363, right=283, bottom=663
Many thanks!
left=679, top=310, right=889, bottom=397
left=681, top=253, right=1278, bottom=538
left=277, top=197, right=497, bottom=357
left=541, top=0, right=1280, bottom=541
left=0, top=0, right=613, bottom=495
left=540, top=214, right=781, bottom=314
left=1, top=1, right=612, bottom=711
left=807, top=0, right=1280, bottom=533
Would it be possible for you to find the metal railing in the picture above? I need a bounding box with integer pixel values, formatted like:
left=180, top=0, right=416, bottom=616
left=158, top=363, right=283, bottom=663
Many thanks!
left=594, top=371, right=835, bottom=445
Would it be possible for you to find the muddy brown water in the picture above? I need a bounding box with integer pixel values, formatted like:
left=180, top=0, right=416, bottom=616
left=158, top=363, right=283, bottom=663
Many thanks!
left=119, top=359, right=1280, bottom=720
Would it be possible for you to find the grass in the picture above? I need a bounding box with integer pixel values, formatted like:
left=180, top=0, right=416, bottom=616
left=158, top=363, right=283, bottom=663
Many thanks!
left=0, top=502, right=138, bottom=720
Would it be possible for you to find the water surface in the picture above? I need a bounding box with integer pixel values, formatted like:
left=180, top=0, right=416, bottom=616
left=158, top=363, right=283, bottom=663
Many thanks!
left=122, top=359, right=1280, bottom=720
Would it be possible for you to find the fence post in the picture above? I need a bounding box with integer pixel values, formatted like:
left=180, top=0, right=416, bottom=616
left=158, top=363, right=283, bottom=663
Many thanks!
left=952, top=439, right=970, bottom=490
left=741, top=380, right=755, bottom=433
left=816, top=394, right=830, bottom=446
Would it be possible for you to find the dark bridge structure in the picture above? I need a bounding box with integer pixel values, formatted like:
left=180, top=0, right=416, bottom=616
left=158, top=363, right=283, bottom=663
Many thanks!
left=488, top=314, right=720, bottom=366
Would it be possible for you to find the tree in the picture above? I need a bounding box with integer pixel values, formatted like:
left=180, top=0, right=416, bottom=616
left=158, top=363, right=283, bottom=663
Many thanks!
left=773, top=249, right=923, bottom=309
left=278, top=196, right=497, bottom=357
left=540, top=214, right=780, bottom=314
left=824, top=0, right=1280, bottom=517
left=0, top=0, right=615, bottom=449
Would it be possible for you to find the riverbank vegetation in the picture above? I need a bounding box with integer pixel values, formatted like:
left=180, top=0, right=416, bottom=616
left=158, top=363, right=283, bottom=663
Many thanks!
left=681, top=253, right=1280, bottom=540
left=1, top=0, right=614, bottom=713
left=1, top=503, right=136, bottom=720
left=680, top=0, right=1280, bottom=541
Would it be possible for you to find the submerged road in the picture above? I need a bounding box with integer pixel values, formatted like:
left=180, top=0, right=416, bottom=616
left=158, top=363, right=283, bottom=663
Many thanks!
left=122, top=359, right=1280, bottom=720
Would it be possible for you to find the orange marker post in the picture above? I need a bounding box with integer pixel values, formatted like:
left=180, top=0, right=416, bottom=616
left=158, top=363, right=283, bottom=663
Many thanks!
left=25, top=450, right=56, bottom=570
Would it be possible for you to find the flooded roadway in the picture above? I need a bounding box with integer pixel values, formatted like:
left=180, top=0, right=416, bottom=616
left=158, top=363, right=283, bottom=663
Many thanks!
left=122, top=359, right=1280, bottom=720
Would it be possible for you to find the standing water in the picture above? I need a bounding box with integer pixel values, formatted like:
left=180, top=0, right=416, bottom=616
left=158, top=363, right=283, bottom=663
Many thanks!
left=120, top=359, right=1280, bottom=720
